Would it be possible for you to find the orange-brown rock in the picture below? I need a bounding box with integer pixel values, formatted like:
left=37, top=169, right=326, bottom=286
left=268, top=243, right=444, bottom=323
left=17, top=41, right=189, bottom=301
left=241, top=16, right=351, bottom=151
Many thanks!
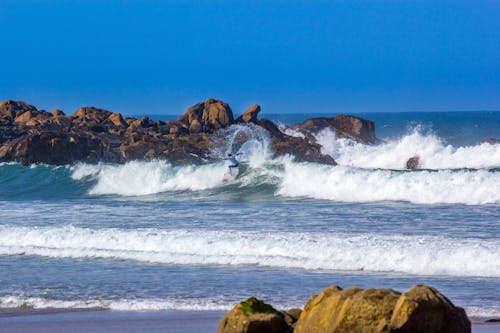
left=390, top=285, right=470, bottom=333
left=178, top=98, right=234, bottom=133
left=295, top=286, right=400, bottom=333
left=236, top=104, right=261, bottom=124
left=293, top=285, right=470, bottom=333
left=107, top=113, right=128, bottom=128
left=52, top=109, right=65, bottom=117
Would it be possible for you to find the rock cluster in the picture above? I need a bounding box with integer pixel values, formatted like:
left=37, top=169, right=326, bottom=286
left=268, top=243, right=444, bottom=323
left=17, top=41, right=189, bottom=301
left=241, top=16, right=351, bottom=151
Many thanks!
left=0, top=99, right=375, bottom=166
left=219, top=285, right=470, bottom=333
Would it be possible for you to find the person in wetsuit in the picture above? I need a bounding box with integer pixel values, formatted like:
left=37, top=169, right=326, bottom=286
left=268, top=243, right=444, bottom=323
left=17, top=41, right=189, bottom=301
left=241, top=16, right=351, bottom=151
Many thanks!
left=225, top=153, right=241, bottom=169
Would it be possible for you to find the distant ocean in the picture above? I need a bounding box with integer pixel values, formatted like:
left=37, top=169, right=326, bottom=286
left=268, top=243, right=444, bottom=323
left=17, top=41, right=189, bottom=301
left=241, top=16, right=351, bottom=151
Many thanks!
left=0, top=111, right=499, bottom=320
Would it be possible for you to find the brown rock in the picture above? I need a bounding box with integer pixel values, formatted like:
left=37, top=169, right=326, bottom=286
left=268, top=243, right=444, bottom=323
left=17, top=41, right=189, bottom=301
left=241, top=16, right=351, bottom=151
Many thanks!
left=52, top=109, right=65, bottom=117
left=107, top=113, right=128, bottom=128
left=0, top=100, right=38, bottom=119
left=14, top=109, right=52, bottom=124
left=390, top=285, right=470, bottom=333
left=218, top=297, right=289, bottom=333
left=333, top=114, right=376, bottom=143
left=236, top=104, right=261, bottom=124
left=74, top=106, right=112, bottom=123
left=295, top=286, right=400, bottom=333
left=0, top=132, right=107, bottom=165
left=257, top=119, right=336, bottom=165
left=128, top=116, right=153, bottom=130
left=178, top=99, right=234, bottom=133
left=292, top=115, right=376, bottom=144
left=294, top=284, right=470, bottom=333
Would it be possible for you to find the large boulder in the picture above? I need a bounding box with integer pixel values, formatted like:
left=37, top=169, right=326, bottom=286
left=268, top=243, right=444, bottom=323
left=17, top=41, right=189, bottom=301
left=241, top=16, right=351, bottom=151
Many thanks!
left=390, top=285, right=470, bottom=333
left=292, top=115, right=376, bottom=144
left=295, top=286, right=400, bottom=333
left=178, top=98, right=234, bottom=133
left=294, top=285, right=470, bottom=333
left=218, top=297, right=290, bottom=333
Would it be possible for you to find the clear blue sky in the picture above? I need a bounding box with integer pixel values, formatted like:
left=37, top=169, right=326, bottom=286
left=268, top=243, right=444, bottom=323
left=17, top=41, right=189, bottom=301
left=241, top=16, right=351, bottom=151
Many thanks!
left=1, top=0, right=498, bottom=115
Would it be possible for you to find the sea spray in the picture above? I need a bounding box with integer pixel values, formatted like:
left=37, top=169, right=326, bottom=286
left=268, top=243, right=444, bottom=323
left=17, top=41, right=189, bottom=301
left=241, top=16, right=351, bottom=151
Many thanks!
left=314, top=127, right=500, bottom=170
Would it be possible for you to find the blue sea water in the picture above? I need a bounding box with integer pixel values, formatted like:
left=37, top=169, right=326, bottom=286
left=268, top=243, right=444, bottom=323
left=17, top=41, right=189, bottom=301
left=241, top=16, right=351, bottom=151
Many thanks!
left=0, top=112, right=499, bottom=319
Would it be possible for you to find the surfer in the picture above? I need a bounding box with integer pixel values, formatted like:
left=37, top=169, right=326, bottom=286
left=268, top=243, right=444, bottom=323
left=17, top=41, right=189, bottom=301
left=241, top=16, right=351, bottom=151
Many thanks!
left=225, top=153, right=242, bottom=170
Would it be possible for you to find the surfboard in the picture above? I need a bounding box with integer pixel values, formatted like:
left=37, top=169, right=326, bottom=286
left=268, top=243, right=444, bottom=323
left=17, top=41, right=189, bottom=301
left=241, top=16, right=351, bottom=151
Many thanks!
left=223, top=167, right=239, bottom=183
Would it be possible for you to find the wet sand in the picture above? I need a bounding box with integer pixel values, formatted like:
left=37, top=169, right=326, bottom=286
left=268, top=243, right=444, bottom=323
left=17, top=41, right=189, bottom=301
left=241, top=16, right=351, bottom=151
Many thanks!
left=0, top=309, right=497, bottom=333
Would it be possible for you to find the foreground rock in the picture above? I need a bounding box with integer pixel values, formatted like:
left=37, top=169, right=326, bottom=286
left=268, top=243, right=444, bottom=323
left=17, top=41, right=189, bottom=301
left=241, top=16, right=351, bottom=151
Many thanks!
left=220, top=285, right=470, bottom=333
left=0, top=98, right=375, bottom=165
left=218, top=297, right=295, bottom=333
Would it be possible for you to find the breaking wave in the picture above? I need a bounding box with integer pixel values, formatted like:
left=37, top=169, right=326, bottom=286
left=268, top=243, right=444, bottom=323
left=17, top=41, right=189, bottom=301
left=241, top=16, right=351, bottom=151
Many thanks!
left=66, top=160, right=500, bottom=205
left=314, top=127, right=500, bottom=170
left=0, top=225, right=498, bottom=277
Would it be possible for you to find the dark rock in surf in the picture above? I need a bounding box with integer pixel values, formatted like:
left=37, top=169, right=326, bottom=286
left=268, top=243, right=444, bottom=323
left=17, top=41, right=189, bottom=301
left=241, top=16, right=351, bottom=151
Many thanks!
left=406, top=156, right=420, bottom=170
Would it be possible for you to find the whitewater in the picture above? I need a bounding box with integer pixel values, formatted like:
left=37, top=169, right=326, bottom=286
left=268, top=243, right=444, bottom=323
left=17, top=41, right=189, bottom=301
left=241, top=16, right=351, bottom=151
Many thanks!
left=0, top=111, right=499, bottom=320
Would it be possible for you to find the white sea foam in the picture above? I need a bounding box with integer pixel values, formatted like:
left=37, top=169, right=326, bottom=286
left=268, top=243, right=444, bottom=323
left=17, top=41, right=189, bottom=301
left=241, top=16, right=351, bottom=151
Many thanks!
left=278, top=163, right=500, bottom=205
left=71, top=161, right=227, bottom=196
left=315, top=128, right=500, bottom=170
left=0, top=225, right=498, bottom=277
left=0, top=295, right=498, bottom=319
left=277, top=123, right=306, bottom=138
left=71, top=158, right=500, bottom=204
left=0, top=295, right=232, bottom=311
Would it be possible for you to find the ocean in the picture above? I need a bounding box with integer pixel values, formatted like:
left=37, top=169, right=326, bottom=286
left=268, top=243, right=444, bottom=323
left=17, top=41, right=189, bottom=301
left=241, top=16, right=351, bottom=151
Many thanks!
left=0, top=111, right=499, bottom=321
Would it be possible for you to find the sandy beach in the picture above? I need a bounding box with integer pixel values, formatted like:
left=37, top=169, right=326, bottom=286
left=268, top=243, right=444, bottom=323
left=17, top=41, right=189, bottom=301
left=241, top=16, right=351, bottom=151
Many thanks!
left=0, top=310, right=497, bottom=333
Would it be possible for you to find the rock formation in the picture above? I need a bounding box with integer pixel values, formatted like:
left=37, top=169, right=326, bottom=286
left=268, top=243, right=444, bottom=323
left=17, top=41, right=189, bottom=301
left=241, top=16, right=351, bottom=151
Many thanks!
left=0, top=98, right=375, bottom=166
left=292, top=115, right=376, bottom=144
left=219, top=285, right=470, bottom=333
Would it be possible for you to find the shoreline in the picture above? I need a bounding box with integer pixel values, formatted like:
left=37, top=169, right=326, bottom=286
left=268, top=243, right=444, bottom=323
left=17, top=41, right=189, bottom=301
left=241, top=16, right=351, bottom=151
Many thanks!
left=0, top=309, right=498, bottom=333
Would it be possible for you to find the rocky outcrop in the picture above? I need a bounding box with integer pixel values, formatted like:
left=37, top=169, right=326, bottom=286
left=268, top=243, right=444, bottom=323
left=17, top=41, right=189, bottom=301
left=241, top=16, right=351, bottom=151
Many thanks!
left=0, top=98, right=377, bottom=166
left=292, top=115, right=376, bottom=144
left=219, top=285, right=470, bottom=333
left=218, top=297, right=291, bottom=333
